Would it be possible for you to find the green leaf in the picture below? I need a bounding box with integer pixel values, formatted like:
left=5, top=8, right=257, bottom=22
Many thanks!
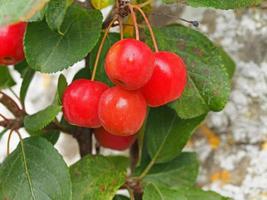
left=179, top=187, right=232, bottom=200
left=55, top=74, right=68, bottom=105
left=29, top=5, right=47, bottom=22
left=146, top=24, right=231, bottom=119
left=20, top=68, right=35, bottom=108
left=113, top=195, right=130, bottom=200
left=143, top=183, right=185, bottom=200
left=218, top=48, right=236, bottom=78
left=28, top=129, right=60, bottom=144
left=145, top=106, right=205, bottom=163
left=143, top=184, right=231, bottom=200
left=25, top=5, right=102, bottom=73
left=0, top=0, right=50, bottom=26
left=108, top=156, right=130, bottom=171
left=171, top=0, right=263, bottom=9
left=24, top=104, right=62, bottom=131
left=89, top=33, right=120, bottom=86
left=0, top=67, right=15, bottom=89
left=73, top=66, right=91, bottom=80
left=143, top=152, right=199, bottom=188
left=71, top=155, right=127, bottom=200
left=0, top=137, right=72, bottom=200
left=14, top=61, right=28, bottom=77
left=46, top=0, right=73, bottom=32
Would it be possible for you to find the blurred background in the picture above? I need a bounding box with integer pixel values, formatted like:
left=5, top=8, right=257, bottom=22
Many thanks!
left=0, top=1, right=267, bottom=200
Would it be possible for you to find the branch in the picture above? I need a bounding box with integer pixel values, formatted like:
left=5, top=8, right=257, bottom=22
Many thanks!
left=0, top=119, right=23, bottom=130
left=0, top=92, right=25, bottom=118
left=130, top=140, right=139, bottom=173
left=73, top=127, right=93, bottom=157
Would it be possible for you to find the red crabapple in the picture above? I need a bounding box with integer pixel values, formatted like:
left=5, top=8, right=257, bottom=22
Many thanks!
left=141, top=51, right=187, bottom=107
left=105, top=39, right=155, bottom=90
left=63, top=79, right=108, bottom=128
left=98, top=86, right=147, bottom=136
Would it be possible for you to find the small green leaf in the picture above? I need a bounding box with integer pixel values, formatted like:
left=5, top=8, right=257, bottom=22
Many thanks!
left=71, top=155, right=127, bottom=200
left=0, top=0, right=50, bottom=26
left=55, top=74, right=68, bottom=105
left=171, top=0, right=263, bottom=9
left=25, top=5, right=102, bottom=73
left=143, top=183, right=185, bottom=200
left=28, top=129, right=60, bottom=144
left=108, top=156, right=130, bottom=171
left=146, top=24, right=231, bottom=119
left=46, top=0, right=73, bottom=32
left=24, top=104, right=62, bottom=131
left=0, top=67, right=15, bottom=89
left=14, top=61, right=28, bottom=77
left=143, top=152, right=199, bottom=188
left=145, top=107, right=205, bottom=163
left=0, top=137, right=72, bottom=200
left=89, top=33, right=120, bottom=86
left=73, top=66, right=91, bottom=80
left=218, top=47, right=236, bottom=78
left=180, top=187, right=232, bottom=200
left=143, top=184, right=231, bottom=200
left=29, top=5, right=47, bottom=22
left=20, top=68, right=35, bottom=108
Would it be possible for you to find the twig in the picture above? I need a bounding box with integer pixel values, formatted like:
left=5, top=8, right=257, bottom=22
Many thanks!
left=73, top=127, right=93, bottom=157
left=91, top=16, right=118, bottom=81
left=130, top=140, right=139, bottom=173
left=0, top=92, right=25, bottom=118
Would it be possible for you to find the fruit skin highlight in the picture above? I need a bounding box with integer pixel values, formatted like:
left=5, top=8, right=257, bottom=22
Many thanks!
left=63, top=79, right=108, bottom=128
left=94, top=127, right=136, bottom=150
left=105, top=39, right=155, bottom=90
left=0, top=22, right=27, bottom=65
left=141, top=51, right=187, bottom=107
left=98, top=86, right=147, bottom=136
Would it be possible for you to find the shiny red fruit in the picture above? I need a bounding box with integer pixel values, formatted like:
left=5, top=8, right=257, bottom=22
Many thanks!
left=0, top=22, right=27, bottom=65
left=63, top=79, right=108, bottom=128
left=105, top=39, right=155, bottom=90
left=141, top=51, right=187, bottom=107
left=98, top=86, right=147, bottom=136
left=94, top=127, right=136, bottom=150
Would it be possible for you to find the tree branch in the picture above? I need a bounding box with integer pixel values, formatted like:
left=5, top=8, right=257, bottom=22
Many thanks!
left=73, top=127, right=93, bottom=157
left=0, top=92, right=25, bottom=118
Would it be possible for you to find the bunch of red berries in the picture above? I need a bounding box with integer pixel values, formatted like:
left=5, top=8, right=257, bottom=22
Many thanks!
left=0, top=19, right=187, bottom=152
left=63, top=38, right=187, bottom=151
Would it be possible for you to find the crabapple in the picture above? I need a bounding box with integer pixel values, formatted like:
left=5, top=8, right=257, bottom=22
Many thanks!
left=98, top=86, right=147, bottom=136
left=141, top=51, right=187, bottom=107
left=63, top=79, right=108, bottom=128
left=105, top=39, right=155, bottom=90
left=0, top=22, right=27, bottom=65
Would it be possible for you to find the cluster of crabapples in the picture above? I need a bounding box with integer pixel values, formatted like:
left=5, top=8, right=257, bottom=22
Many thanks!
left=63, top=39, right=187, bottom=151
left=0, top=20, right=187, bottom=151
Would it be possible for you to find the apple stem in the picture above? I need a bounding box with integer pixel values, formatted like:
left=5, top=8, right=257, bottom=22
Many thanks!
left=91, top=17, right=118, bottom=81
left=119, top=17, right=124, bottom=40
left=128, top=5, right=140, bottom=40
left=136, top=0, right=153, bottom=8
left=6, top=129, right=23, bottom=155
left=132, top=5, right=159, bottom=52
